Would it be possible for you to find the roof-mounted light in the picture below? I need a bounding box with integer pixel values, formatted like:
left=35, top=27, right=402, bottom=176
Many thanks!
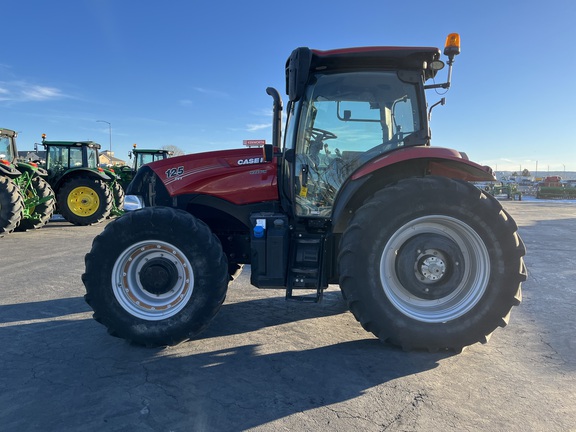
left=424, top=33, right=461, bottom=91
left=444, top=33, right=461, bottom=58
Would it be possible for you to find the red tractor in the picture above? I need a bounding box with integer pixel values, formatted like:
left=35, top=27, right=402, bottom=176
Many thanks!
left=83, top=34, right=527, bottom=351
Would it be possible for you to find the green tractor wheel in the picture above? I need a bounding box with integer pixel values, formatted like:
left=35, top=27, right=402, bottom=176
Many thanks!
left=57, top=175, right=113, bottom=226
left=0, top=176, right=24, bottom=236
left=16, top=177, right=56, bottom=231
left=106, top=181, right=126, bottom=218
left=112, top=181, right=125, bottom=211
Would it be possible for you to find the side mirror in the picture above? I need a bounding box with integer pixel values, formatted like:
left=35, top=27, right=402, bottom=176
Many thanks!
left=262, top=143, right=274, bottom=162
left=286, top=47, right=312, bottom=102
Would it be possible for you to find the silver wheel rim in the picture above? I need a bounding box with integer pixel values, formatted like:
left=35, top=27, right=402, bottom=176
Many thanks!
left=112, top=240, right=194, bottom=321
left=380, top=215, right=489, bottom=323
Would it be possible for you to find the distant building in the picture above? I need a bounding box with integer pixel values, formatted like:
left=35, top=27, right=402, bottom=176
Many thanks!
left=99, top=150, right=126, bottom=167
left=18, top=151, right=46, bottom=164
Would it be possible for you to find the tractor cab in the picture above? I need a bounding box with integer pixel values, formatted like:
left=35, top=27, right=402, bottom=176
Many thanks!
left=42, top=137, right=101, bottom=179
left=0, top=128, right=17, bottom=165
left=269, top=36, right=463, bottom=221
left=130, top=147, right=173, bottom=172
left=287, top=67, right=428, bottom=217
left=118, top=145, right=174, bottom=189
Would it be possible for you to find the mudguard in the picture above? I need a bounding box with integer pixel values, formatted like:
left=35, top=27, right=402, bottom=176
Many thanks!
left=16, top=161, right=49, bottom=178
left=332, top=146, right=496, bottom=233
left=0, top=161, right=22, bottom=178
left=52, top=168, right=111, bottom=191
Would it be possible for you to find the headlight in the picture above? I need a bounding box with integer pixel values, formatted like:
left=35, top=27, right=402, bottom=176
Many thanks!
left=123, top=195, right=145, bottom=211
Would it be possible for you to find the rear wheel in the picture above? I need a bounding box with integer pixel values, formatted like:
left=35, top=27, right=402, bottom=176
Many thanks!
left=83, top=207, right=229, bottom=346
left=57, top=175, right=113, bottom=225
left=16, top=176, right=56, bottom=231
left=0, top=176, right=24, bottom=236
left=338, top=176, right=527, bottom=351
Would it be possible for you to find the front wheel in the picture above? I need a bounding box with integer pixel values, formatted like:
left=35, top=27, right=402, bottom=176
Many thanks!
left=0, top=176, right=24, bottom=236
left=83, top=207, right=229, bottom=346
left=338, top=176, right=527, bottom=352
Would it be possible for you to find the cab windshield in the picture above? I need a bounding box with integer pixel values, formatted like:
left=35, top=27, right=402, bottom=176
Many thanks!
left=294, top=71, right=423, bottom=217
left=136, top=152, right=164, bottom=168
left=0, top=135, right=15, bottom=161
left=86, top=147, right=98, bottom=169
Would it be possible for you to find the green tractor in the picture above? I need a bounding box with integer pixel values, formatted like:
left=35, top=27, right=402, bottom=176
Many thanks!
left=116, top=144, right=173, bottom=189
left=0, top=128, right=55, bottom=236
left=39, top=135, right=124, bottom=226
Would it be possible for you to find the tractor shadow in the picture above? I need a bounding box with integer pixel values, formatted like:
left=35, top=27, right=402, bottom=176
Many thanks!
left=0, top=292, right=451, bottom=430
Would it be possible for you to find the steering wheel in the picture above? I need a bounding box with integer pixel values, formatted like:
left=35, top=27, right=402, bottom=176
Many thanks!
left=310, top=128, right=337, bottom=142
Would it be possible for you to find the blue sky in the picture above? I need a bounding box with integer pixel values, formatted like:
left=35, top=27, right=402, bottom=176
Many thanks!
left=1, top=0, right=575, bottom=174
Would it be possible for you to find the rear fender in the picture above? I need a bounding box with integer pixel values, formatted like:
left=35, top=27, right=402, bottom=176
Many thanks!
left=53, top=168, right=110, bottom=192
left=0, top=161, right=21, bottom=178
left=351, top=146, right=494, bottom=181
left=15, top=162, right=49, bottom=178
left=332, top=147, right=495, bottom=233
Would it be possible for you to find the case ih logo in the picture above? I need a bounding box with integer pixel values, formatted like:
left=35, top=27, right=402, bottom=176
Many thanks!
left=237, top=157, right=264, bottom=165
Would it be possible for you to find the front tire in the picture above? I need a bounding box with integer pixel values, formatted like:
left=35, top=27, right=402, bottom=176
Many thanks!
left=57, top=175, right=113, bottom=225
left=338, top=176, right=527, bottom=351
left=0, top=176, right=24, bottom=236
left=83, top=207, right=229, bottom=346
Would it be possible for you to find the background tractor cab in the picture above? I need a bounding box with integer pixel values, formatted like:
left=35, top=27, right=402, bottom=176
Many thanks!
left=130, top=144, right=173, bottom=169
left=117, top=144, right=173, bottom=189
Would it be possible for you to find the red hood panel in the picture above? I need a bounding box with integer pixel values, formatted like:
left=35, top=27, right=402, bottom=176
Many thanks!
left=147, top=148, right=278, bottom=204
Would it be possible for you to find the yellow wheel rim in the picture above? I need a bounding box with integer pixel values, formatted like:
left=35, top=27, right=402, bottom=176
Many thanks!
left=67, top=186, right=100, bottom=217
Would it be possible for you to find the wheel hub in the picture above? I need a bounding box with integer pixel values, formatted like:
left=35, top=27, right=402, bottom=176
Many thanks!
left=395, top=233, right=464, bottom=300
left=416, top=249, right=448, bottom=283
left=139, top=258, right=179, bottom=295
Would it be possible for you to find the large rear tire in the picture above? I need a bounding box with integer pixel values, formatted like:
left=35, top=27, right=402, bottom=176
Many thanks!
left=0, top=176, right=24, bottom=236
left=338, top=176, right=527, bottom=351
left=57, top=175, right=113, bottom=225
left=83, top=207, right=229, bottom=347
left=16, top=176, right=56, bottom=231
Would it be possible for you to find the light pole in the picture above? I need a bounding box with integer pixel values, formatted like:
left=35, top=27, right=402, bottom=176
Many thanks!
left=96, top=120, right=112, bottom=154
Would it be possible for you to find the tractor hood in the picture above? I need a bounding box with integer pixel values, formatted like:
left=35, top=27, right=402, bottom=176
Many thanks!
left=143, top=147, right=278, bottom=205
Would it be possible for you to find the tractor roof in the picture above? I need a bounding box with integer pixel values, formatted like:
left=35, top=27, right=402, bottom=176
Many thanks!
left=42, top=140, right=101, bottom=149
left=309, top=46, right=442, bottom=79
left=133, top=149, right=171, bottom=154
left=0, top=128, right=17, bottom=137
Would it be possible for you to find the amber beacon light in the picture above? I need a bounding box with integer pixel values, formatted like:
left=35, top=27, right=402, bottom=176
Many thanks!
left=444, top=33, right=461, bottom=58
